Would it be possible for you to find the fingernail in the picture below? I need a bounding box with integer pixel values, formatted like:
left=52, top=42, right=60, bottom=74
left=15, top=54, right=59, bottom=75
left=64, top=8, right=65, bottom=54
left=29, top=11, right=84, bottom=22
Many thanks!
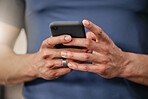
left=65, top=36, right=71, bottom=41
left=61, top=51, right=67, bottom=57
left=83, top=20, right=90, bottom=26
left=68, top=63, right=75, bottom=68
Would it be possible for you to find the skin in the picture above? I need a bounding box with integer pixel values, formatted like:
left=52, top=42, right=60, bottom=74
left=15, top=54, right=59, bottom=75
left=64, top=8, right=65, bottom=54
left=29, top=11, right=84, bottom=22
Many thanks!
left=61, top=20, right=148, bottom=86
left=1, top=20, right=148, bottom=86
left=0, top=22, right=86, bottom=85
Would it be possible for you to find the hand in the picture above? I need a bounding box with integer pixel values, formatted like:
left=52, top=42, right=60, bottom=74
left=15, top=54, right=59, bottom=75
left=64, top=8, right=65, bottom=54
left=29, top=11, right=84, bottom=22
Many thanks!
left=61, top=20, right=130, bottom=78
left=29, top=35, right=87, bottom=80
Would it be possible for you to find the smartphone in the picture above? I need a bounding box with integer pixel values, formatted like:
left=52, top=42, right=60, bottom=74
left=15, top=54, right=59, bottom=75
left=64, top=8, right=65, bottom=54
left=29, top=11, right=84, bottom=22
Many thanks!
left=50, top=21, right=86, bottom=48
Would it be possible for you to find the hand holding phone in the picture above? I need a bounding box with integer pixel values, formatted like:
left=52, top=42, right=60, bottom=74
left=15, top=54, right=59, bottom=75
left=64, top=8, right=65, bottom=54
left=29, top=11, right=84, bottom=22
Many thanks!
left=50, top=21, right=86, bottom=48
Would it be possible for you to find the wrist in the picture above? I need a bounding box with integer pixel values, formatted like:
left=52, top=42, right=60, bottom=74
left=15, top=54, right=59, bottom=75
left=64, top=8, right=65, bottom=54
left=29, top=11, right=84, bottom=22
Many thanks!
left=1, top=53, right=38, bottom=85
left=16, top=53, right=38, bottom=79
left=119, top=52, right=135, bottom=78
left=119, top=52, right=148, bottom=85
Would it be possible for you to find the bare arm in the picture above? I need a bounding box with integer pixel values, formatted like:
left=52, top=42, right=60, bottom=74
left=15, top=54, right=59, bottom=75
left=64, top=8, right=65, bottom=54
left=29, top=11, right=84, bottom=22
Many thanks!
left=61, top=20, right=148, bottom=86
left=0, top=0, right=76, bottom=85
left=0, top=22, right=36, bottom=85
left=121, top=53, right=148, bottom=85
left=0, top=22, right=81, bottom=85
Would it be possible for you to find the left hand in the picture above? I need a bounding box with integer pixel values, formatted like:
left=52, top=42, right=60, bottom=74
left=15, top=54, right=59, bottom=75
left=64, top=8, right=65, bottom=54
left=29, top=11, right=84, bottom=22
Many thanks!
left=61, top=20, right=130, bottom=78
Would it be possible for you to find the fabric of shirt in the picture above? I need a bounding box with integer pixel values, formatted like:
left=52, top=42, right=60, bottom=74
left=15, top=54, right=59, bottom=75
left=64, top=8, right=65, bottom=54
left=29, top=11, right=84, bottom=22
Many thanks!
left=0, top=0, right=148, bottom=99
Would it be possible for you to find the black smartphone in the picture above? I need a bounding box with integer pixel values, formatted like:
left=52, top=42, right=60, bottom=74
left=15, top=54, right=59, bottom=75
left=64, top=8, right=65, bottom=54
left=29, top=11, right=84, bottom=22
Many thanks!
left=50, top=21, right=86, bottom=48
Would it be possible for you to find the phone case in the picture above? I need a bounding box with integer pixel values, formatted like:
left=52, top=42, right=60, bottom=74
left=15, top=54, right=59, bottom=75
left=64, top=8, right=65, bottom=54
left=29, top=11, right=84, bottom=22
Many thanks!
left=50, top=21, right=86, bottom=48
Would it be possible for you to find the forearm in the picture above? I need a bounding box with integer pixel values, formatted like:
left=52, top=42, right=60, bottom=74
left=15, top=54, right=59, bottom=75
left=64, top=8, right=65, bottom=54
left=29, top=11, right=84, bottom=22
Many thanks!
left=0, top=45, right=36, bottom=85
left=120, top=52, right=148, bottom=86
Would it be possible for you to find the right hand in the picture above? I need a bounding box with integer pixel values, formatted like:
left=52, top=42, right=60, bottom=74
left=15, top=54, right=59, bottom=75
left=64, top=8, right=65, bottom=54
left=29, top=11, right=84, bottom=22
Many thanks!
left=29, top=35, right=86, bottom=80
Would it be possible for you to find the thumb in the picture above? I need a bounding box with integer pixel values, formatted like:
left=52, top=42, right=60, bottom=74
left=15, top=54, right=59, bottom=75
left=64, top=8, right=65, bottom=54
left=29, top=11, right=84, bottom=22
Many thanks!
left=41, top=35, right=72, bottom=48
left=83, top=20, right=112, bottom=43
left=86, top=31, right=96, bottom=41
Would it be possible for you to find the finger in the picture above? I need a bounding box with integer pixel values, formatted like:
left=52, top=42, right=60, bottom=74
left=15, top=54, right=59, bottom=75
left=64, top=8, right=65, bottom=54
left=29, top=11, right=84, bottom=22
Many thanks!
left=63, top=38, right=106, bottom=52
left=61, top=51, right=107, bottom=63
left=51, top=68, right=72, bottom=77
left=46, top=59, right=74, bottom=68
left=59, top=48, right=88, bottom=53
left=42, top=49, right=62, bottom=59
left=86, top=31, right=96, bottom=41
left=67, top=62, right=105, bottom=74
left=83, top=20, right=112, bottom=43
left=46, top=59, right=63, bottom=68
left=42, top=48, right=88, bottom=59
left=41, top=35, right=72, bottom=48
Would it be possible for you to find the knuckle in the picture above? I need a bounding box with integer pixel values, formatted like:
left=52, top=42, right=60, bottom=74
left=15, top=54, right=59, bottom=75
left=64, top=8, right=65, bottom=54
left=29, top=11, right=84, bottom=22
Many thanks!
left=43, top=38, right=53, bottom=47
left=93, top=29, right=98, bottom=34
left=98, top=28, right=103, bottom=34
left=65, top=69, right=72, bottom=73
left=92, top=25, right=103, bottom=34
left=67, top=52, right=74, bottom=58
left=84, top=39, right=92, bottom=47
left=58, top=36, right=66, bottom=43
left=38, top=66, right=43, bottom=72
left=50, top=71, right=57, bottom=77
left=102, top=57, right=109, bottom=63
left=96, top=65, right=115, bottom=79
left=46, top=62, right=54, bottom=68
left=40, top=69, right=47, bottom=76
left=43, top=76, right=51, bottom=80
left=83, top=65, right=89, bottom=71
left=46, top=40, right=52, bottom=46
left=102, top=46, right=110, bottom=54
left=42, top=71, right=57, bottom=80
left=42, top=50, right=52, bottom=59
left=83, top=54, right=90, bottom=61
left=43, top=68, right=48, bottom=73
left=99, top=65, right=106, bottom=74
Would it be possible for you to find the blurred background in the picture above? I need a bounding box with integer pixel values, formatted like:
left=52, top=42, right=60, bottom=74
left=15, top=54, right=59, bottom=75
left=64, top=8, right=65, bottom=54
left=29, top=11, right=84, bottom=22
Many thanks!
left=0, top=30, right=26, bottom=99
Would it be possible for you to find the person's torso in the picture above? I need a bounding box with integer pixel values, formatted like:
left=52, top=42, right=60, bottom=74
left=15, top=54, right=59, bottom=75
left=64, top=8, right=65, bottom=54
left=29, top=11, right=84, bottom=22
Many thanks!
left=23, top=0, right=148, bottom=99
